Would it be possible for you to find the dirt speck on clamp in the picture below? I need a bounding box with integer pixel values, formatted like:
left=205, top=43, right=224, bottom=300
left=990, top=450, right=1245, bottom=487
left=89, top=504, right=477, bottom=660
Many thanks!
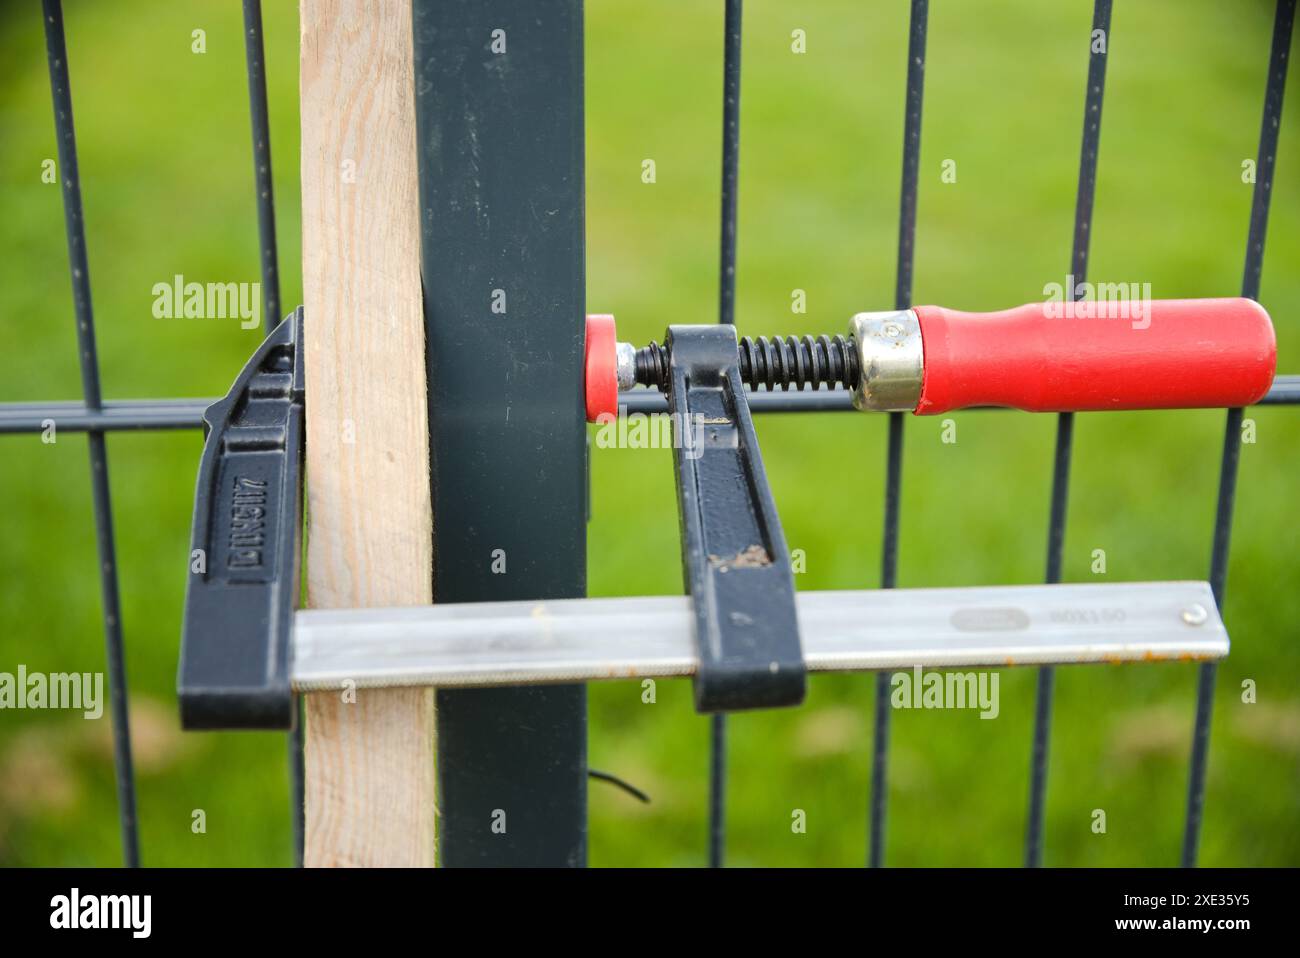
left=707, top=544, right=771, bottom=572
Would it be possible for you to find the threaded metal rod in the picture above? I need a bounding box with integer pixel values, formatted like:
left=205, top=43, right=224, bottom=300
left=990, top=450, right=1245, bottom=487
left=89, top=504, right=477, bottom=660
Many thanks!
left=633, top=335, right=860, bottom=392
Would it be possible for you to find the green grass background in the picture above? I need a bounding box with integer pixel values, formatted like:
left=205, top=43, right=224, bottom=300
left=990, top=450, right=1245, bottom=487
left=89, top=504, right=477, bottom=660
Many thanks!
left=0, top=0, right=1296, bottom=867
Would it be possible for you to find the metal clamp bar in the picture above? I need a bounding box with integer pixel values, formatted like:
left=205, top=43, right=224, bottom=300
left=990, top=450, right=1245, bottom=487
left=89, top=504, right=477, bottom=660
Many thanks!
left=291, top=581, right=1227, bottom=692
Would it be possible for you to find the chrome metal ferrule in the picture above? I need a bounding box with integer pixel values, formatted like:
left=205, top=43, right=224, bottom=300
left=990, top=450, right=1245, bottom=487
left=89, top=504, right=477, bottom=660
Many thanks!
left=848, top=310, right=924, bottom=412
left=615, top=341, right=638, bottom=391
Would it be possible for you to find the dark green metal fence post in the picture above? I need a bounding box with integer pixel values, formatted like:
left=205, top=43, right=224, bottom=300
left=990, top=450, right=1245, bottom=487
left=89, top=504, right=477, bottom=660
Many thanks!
left=412, top=0, right=589, bottom=866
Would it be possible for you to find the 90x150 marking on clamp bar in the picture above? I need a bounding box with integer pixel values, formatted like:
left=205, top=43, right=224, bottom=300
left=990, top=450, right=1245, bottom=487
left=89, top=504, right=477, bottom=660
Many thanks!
left=291, top=581, right=1227, bottom=693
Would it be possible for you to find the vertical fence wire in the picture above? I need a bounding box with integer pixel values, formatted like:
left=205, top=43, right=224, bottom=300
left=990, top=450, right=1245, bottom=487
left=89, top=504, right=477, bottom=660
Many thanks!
left=708, top=713, right=726, bottom=867
left=290, top=700, right=304, bottom=866
left=870, top=0, right=928, bottom=869
left=1024, top=0, right=1112, bottom=869
left=718, top=0, right=743, bottom=330
left=40, top=0, right=139, bottom=868
left=709, top=0, right=744, bottom=869
left=1182, top=0, right=1295, bottom=868
left=241, top=0, right=281, bottom=334
left=239, top=0, right=300, bottom=868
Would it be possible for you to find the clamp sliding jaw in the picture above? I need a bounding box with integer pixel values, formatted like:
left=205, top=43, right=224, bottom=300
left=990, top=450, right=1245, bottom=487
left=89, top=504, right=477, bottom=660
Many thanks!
left=662, top=325, right=806, bottom=711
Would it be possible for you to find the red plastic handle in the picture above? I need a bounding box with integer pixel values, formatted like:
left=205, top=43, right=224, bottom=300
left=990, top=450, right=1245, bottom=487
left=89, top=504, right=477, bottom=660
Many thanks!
left=913, top=297, right=1276, bottom=415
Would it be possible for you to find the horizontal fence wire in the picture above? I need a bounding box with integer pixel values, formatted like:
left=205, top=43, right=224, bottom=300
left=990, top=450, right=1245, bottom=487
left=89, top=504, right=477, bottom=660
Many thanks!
left=3, top=377, right=1300, bottom=435
left=2, top=376, right=1300, bottom=434
left=0, top=399, right=212, bottom=432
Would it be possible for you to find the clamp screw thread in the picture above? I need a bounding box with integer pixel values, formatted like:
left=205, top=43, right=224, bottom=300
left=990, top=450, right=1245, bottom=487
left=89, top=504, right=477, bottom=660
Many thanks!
left=633, top=334, right=859, bottom=393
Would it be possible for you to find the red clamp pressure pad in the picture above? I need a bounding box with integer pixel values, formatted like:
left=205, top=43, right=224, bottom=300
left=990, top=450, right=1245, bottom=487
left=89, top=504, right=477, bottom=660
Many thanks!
left=584, top=313, right=619, bottom=422
left=913, top=298, right=1276, bottom=415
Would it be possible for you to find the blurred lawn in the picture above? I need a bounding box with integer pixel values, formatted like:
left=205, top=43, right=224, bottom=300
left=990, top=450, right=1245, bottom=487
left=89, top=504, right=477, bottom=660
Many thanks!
left=0, top=0, right=1296, bottom=867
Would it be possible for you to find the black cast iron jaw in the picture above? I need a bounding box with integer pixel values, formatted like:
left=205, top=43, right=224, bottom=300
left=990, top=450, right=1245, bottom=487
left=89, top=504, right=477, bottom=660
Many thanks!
left=659, top=325, right=807, bottom=711
left=179, top=309, right=304, bottom=729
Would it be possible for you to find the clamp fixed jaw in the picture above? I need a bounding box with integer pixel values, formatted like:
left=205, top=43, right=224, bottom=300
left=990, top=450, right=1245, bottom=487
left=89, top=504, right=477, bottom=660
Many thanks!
left=179, top=309, right=304, bottom=730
